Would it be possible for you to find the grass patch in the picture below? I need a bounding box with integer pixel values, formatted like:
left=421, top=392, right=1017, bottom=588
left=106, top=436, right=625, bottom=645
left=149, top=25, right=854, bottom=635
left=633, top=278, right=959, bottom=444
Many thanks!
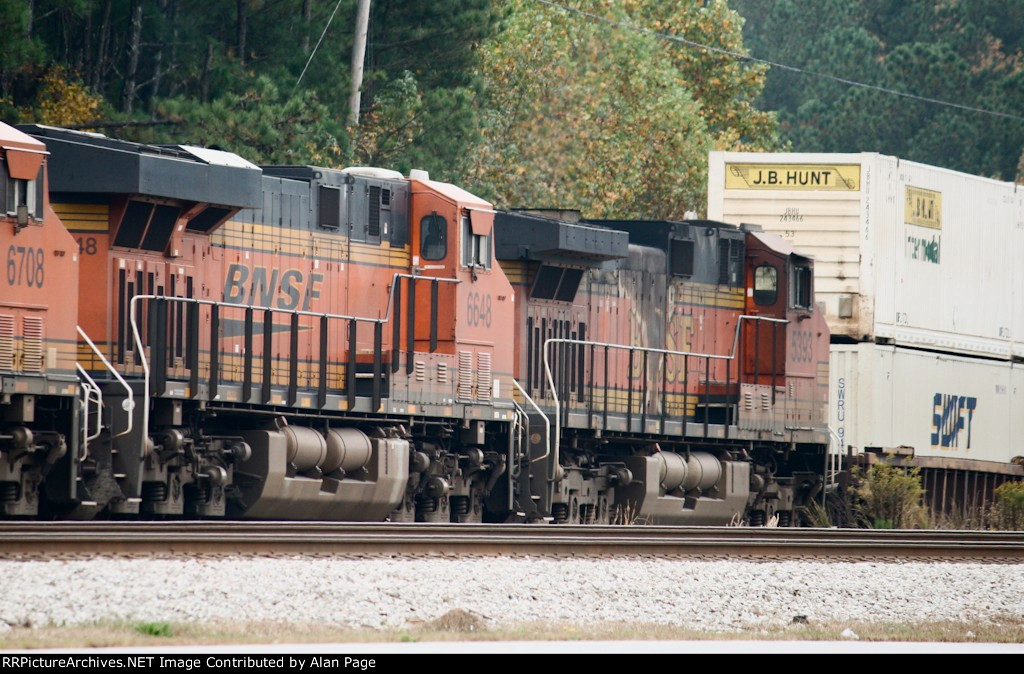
left=2, top=617, right=1023, bottom=649
left=133, top=622, right=172, bottom=638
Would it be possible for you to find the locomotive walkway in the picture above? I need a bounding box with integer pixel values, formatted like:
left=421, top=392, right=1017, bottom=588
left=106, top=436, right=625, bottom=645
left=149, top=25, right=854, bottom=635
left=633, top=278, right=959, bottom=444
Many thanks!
left=1, top=522, right=1022, bottom=562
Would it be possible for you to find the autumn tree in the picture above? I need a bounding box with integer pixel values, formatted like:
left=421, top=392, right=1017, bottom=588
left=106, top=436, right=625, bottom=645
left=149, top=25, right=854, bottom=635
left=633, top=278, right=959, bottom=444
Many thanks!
left=465, top=0, right=778, bottom=219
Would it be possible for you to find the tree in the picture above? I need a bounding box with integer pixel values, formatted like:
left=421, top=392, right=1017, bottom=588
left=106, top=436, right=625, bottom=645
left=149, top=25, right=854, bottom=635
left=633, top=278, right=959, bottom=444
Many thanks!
left=733, top=0, right=1024, bottom=180
left=143, top=75, right=346, bottom=165
left=350, top=0, right=501, bottom=179
left=465, top=0, right=778, bottom=219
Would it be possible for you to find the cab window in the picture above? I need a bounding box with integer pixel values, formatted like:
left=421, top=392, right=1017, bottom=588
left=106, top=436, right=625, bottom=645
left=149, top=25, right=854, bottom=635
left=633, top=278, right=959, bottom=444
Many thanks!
left=1, top=160, right=44, bottom=222
left=753, top=265, right=777, bottom=306
left=420, top=214, right=447, bottom=261
left=792, top=264, right=813, bottom=309
left=461, top=215, right=491, bottom=269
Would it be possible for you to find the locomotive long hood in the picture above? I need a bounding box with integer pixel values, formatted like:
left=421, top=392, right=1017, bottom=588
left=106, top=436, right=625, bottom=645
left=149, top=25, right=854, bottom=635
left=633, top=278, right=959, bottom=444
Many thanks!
left=494, top=210, right=628, bottom=264
left=16, top=124, right=262, bottom=210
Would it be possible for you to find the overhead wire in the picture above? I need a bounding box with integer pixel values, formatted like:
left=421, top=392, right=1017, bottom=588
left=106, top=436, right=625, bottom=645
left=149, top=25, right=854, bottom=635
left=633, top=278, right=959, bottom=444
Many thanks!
left=292, top=0, right=345, bottom=98
left=535, top=0, right=1024, bottom=123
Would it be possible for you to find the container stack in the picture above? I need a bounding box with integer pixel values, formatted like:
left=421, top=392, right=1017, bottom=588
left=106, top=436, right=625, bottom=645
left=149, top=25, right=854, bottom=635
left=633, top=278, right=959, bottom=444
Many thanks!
left=708, top=152, right=1024, bottom=475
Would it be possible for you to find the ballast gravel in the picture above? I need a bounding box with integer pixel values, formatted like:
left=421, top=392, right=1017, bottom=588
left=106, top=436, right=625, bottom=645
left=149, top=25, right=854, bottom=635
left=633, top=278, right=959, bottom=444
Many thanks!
left=0, top=556, right=1020, bottom=632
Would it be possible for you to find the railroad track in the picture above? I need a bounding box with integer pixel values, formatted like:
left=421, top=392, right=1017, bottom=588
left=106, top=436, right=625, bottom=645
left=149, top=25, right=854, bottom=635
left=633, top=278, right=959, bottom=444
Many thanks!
left=1, top=522, right=1022, bottom=561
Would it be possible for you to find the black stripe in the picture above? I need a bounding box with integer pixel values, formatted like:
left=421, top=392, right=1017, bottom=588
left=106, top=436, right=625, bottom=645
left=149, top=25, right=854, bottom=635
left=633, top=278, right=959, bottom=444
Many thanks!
left=188, top=300, right=199, bottom=398
left=347, top=320, right=357, bottom=410
left=318, top=315, right=328, bottom=409
left=116, top=269, right=126, bottom=364
left=528, top=315, right=536, bottom=391
left=287, top=313, right=299, bottom=405
left=406, top=277, right=415, bottom=375
left=209, top=304, right=219, bottom=399
left=261, top=310, right=273, bottom=403
left=392, top=277, right=401, bottom=374
left=242, top=307, right=253, bottom=402
left=429, top=279, right=438, bottom=353
left=372, top=322, right=382, bottom=411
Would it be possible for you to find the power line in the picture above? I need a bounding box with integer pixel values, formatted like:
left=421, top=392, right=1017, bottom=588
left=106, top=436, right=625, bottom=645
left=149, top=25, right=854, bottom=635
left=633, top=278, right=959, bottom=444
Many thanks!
left=292, top=0, right=345, bottom=98
left=536, top=0, right=1024, bottom=123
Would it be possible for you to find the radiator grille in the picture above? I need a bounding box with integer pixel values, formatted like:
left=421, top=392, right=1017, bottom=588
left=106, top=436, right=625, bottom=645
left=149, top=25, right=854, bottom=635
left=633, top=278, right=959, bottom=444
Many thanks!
left=0, top=314, right=13, bottom=370
left=457, top=351, right=473, bottom=402
left=476, top=352, right=492, bottom=401
left=22, top=316, right=44, bottom=372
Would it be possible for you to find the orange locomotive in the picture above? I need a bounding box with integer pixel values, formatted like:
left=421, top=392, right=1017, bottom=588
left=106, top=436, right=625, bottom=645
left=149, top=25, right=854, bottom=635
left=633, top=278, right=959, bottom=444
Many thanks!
left=0, top=122, right=79, bottom=515
left=496, top=212, right=830, bottom=524
left=7, top=124, right=832, bottom=524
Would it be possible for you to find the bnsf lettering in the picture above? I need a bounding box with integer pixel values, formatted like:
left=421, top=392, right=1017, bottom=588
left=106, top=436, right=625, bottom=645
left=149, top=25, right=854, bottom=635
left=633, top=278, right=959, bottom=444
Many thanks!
left=752, top=169, right=834, bottom=187
left=931, top=393, right=977, bottom=450
left=223, top=263, right=323, bottom=310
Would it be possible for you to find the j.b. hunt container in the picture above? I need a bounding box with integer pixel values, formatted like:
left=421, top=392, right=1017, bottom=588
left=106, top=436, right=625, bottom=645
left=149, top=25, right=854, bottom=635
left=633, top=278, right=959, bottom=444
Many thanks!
left=708, top=152, right=1024, bottom=360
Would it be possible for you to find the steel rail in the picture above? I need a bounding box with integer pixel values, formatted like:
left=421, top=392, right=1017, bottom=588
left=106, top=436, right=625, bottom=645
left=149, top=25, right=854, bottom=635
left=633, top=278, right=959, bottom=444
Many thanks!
left=1, top=523, right=1021, bottom=561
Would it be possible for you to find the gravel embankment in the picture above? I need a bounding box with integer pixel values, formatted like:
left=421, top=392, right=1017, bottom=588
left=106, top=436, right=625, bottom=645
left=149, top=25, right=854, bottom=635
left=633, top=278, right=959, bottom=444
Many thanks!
left=0, top=556, right=1021, bottom=632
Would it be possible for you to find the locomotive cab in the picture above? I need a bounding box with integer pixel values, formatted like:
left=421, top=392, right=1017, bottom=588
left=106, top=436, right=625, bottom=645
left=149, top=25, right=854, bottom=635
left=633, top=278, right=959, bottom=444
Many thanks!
left=741, top=226, right=829, bottom=433
left=0, top=122, right=79, bottom=516
left=408, top=175, right=514, bottom=404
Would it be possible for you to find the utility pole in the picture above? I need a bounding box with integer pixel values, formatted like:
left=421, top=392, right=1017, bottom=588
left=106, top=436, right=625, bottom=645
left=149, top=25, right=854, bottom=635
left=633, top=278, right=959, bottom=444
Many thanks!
left=348, top=0, right=371, bottom=126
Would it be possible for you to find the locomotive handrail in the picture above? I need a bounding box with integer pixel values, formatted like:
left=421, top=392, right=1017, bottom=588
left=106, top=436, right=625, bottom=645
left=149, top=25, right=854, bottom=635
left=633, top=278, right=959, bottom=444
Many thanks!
left=128, top=275, right=460, bottom=455
left=74, top=364, right=103, bottom=462
left=511, top=378, right=550, bottom=465
left=826, top=425, right=843, bottom=509
left=381, top=273, right=461, bottom=324
left=77, top=325, right=134, bottom=439
left=542, top=315, right=789, bottom=481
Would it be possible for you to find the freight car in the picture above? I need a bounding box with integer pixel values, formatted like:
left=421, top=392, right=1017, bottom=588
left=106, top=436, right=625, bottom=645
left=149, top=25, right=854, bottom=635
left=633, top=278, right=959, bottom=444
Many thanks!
left=2, top=123, right=834, bottom=525
left=708, top=152, right=1024, bottom=509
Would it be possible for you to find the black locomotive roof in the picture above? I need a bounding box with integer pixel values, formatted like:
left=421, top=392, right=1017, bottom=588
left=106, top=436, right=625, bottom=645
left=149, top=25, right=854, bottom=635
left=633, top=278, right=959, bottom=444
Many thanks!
left=17, top=124, right=262, bottom=209
left=586, top=218, right=743, bottom=249
left=494, top=210, right=628, bottom=264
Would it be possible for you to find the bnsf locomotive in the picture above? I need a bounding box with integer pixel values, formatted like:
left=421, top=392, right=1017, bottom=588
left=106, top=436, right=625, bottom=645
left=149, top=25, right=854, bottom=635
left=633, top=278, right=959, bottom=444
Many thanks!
left=0, top=122, right=832, bottom=525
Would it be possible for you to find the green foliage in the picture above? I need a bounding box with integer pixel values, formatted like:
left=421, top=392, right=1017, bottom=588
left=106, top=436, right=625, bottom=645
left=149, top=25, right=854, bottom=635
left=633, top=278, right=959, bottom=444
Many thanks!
left=733, top=0, right=1024, bottom=180
left=796, top=499, right=834, bottom=528
left=1, top=1, right=499, bottom=175
left=128, top=76, right=345, bottom=165
left=991, top=481, right=1024, bottom=531
left=851, top=463, right=927, bottom=529
left=466, top=0, right=777, bottom=219
left=133, top=621, right=172, bottom=637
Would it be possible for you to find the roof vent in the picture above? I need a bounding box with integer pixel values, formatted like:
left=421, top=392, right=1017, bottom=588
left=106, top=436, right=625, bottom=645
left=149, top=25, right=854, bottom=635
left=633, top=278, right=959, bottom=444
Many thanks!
left=342, top=166, right=404, bottom=180
left=409, top=169, right=430, bottom=181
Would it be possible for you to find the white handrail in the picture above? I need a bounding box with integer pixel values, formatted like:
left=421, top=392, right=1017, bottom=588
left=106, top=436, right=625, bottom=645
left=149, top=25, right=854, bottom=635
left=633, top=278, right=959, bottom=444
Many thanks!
left=542, top=315, right=790, bottom=481
left=126, top=275, right=461, bottom=458
left=510, top=378, right=549, bottom=465
left=826, top=425, right=843, bottom=509
left=75, top=363, right=102, bottom=461
left=77, top=325, right=134, bottom=439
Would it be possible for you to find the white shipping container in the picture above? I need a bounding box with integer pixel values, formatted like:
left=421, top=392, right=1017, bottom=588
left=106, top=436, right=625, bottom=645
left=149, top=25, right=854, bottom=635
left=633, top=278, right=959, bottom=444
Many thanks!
left=829, top=343, right=1023, bottom=466
left=708, top=152, right=1023, bottom=359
